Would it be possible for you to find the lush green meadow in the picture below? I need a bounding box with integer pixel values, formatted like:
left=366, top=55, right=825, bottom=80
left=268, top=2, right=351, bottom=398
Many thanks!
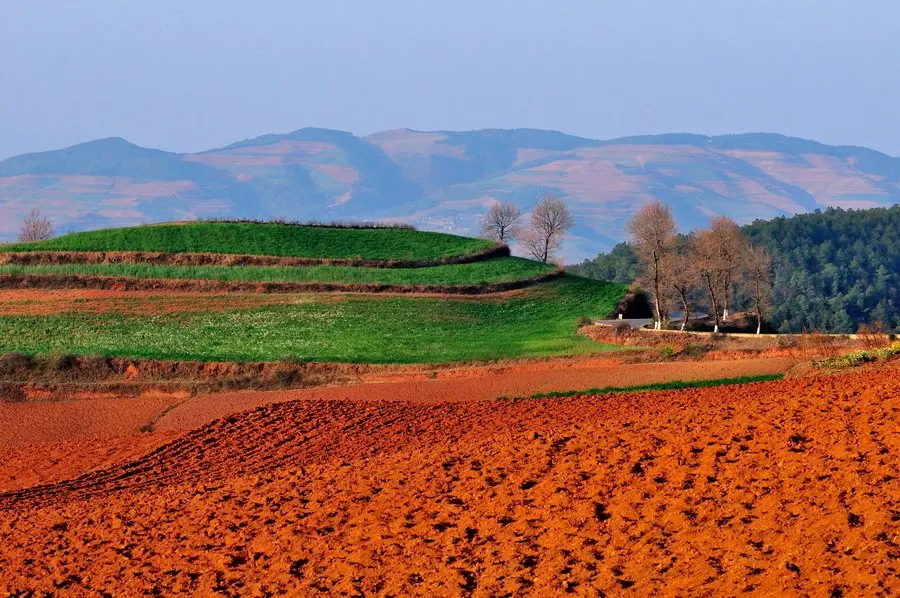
left=0, top=257, right=554, bottom=286
left=0, top=276, right=626, bottom=363
left=1, top=222, right=493, bottom=261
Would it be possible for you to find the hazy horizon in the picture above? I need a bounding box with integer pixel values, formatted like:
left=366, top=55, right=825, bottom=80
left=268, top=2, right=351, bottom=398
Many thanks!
left=3, top=0, right=899, bottom=160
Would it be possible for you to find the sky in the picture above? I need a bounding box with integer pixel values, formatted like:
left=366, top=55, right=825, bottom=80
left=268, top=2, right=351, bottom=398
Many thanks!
left=2, top=0, right=899, bottom=160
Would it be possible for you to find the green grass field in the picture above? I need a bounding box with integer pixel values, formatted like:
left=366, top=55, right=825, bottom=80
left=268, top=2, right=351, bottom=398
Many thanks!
left=0, top=276, right=626, bottom=363
left=0, top=257, right=554, bottom=286
left=1, top=222, right=494, bottom=261
left=502, top=374, right=784, bottom=401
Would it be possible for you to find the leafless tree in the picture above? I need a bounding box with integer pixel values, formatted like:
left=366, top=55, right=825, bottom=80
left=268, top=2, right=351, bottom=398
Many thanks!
left=669, top=241, right=701, bottom=331
left=480, top=201, right=522, bottom=243
left=707, top=216, right=746, bottom=319
left=694, top=228, right=729, bottom=333
left=19, top=208, right=54, bottom=242
left=522, top=195, right=574, bottom=263
left=627, top=201, right=676, bottom=329
left=745, top=244, right=772, bottom=334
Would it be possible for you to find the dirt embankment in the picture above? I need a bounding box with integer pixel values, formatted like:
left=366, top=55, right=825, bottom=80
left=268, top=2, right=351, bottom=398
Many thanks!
left=1, top=369, right=897, bottom=595
left=0, top=244, right=510, bottom=269
left=0, top=269, right=563, bottom=296
left=0, top=349, right=797, bottom=406
left=0, top=354, right=371, bottom=399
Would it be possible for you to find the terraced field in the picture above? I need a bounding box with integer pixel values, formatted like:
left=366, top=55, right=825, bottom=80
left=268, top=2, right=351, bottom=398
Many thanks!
left=0, top=277, right=624, bottom=362
left=0, top=221, right=626, bottom=363
left=4, top=222, right=897, bottom=597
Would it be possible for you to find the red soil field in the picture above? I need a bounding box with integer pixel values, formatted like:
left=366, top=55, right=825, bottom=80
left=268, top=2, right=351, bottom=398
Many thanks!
left=1, top=368, right=897, bottom=595
left=155, top=355, right=796, bottom=430
left=0, top=434, right=179, bottom=494
left=0, top=357, right=795, bottom=492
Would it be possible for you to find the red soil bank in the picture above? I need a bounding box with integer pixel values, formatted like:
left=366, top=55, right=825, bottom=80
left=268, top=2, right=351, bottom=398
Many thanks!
left=1, top=368, right=897, bottom=595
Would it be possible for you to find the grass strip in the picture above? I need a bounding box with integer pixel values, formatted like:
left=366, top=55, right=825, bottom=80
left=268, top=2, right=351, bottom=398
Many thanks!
left=0, top=257, right=554, bottom=286
left=0, top=222, right=493, bottom=261
left=500, top=374, right=784, bottom=401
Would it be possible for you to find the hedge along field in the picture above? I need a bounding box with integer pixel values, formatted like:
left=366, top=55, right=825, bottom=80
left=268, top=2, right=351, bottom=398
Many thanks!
left=0, top=276, right=627, bottom=363
left=0, top=222, right=493, bottom=261
left=0, top=257, right=555, bottom=287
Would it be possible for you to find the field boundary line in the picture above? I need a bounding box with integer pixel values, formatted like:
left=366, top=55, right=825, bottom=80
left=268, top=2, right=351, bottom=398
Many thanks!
left=0, top=270, right=564, bottom=296
left=0, top=244, right=510, bottom=269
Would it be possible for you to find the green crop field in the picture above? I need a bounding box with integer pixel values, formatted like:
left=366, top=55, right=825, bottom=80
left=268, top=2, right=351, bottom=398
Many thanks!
left=0, top=257, right=554, bottom=287
left=1, top=222, right=493, bottom=261
left=0, top=276, right=627, bottom=363
left=503, top=374, right=785, bottom=401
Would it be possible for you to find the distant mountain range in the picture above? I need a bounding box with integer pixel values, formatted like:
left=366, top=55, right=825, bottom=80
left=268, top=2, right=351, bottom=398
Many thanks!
left=3, top=127, right=900, bottom=260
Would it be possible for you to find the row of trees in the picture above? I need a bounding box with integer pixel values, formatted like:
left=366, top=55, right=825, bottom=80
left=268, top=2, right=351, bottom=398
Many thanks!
left=480, top=195, right=574, bottom=263
left=628, top=202, right=772, bottom=333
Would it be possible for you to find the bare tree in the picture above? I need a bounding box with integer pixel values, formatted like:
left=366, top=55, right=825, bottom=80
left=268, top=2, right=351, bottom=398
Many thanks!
left=694, top=228, right=728, bottom=333
left=480, top=201, right=522, bottom=243
left=745, top=244, right=772, bottom=334
left=708, top=217, right=746, bottom=319
left=19, top=209, right=54, bottom=242
left=627, top=201, right=676, bottom=330
left=669, top=241, right=700, bottom=331
left=522, top=195, right=574, bottom=263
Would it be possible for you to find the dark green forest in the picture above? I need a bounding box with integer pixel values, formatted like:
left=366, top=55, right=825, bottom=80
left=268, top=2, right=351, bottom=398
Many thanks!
left=569, top=206, right=900, bottom=333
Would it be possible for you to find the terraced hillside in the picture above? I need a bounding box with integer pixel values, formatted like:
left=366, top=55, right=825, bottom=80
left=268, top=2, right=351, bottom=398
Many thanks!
left=0, top=222, right=626, bottom=363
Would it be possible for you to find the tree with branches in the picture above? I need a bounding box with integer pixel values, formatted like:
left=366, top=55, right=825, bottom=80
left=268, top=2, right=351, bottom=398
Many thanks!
left=520, top=195, right=574, bottom=263
left=708, top=216, right=746, bottom=319
left=19, top=208, right=54, bottom=242
left=627, top=201, right=676, bottom=329
left=694, top=226, right=735, bottom=333
left=745, top=244, right=772, bottom=334
left=480, top=201, right=522, bottom=243
left=669, top=240, right=701, bottom=331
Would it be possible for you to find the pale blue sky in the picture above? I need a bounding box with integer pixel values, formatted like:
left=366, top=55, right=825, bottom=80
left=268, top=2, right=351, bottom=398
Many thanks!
left=1, top=0, right=898, bottom=160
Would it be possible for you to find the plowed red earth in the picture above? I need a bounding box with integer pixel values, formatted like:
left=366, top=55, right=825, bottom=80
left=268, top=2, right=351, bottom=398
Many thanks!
left=156, top=355, right=795, bottom=430
left=0, top=357, right=794, bottom=492
left=1, top=369, right=897, bottom=595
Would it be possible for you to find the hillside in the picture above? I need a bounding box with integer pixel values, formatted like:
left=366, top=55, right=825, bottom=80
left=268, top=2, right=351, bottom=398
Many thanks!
left=0, top=222, right=624, bottom=363
left=571, top=206, right=900, bottom=333
left=3, top=129, right=900, bottom=259
left=744, top=206, right=900, bottom=333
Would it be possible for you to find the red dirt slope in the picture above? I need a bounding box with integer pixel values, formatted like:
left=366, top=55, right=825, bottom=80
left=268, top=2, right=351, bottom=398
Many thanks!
left=1, top=370, right=898, bottom=595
